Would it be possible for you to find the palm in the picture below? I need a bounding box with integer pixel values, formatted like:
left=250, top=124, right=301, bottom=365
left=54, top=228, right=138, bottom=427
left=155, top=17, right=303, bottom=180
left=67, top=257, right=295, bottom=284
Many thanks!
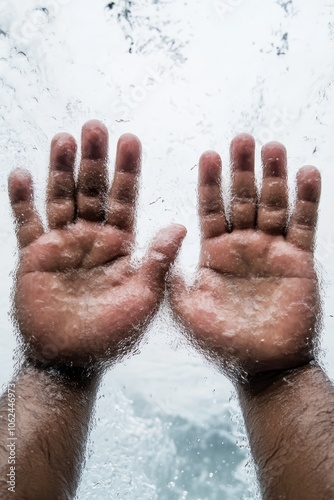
left=178, top=231, right=317, bottom=374
left=171, top=137, right=321, bottom=377
left=10, top=122, right=185, bottom=366
left=16, top=223, right=152, bottom=364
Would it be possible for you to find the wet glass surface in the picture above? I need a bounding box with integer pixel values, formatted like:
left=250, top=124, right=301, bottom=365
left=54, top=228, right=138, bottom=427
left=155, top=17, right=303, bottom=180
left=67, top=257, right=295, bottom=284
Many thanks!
left=1, top=1, right=334, bottom=498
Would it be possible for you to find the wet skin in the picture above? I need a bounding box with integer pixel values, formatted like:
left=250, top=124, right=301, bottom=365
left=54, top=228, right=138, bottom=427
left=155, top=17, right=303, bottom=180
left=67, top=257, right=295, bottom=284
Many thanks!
left=170, top=134, right=321, bottom=377
left=3, top=127, right=334, bottom=500
left=170, top=136, right=334, bottom=500
left=8, top=120, right=186, bottom=366
left=1, top=121, right=186, bottom=500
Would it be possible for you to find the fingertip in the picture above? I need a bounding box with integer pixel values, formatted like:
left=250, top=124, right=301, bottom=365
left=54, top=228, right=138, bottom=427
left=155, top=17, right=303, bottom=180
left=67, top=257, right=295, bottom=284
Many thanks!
left=230, top=133, right=255, bottom=150
left=51, top=132, right=76, bottom=148
left=81, top=120, right=109, bottom=160
left=200, top=150, right=221, bottom=162
left=230, top=134, right=255, bottom=174
left=199, top=150, right=222, bottom=186
left=83, top=119, right=109, bottom=135
left=153, top=223, right=187, bottom=251
left=139, top=224, right=187, bottom=291
left=296, top=166, right=321, bottom=202
left=169, top=222, right=187, bottom=235
left=150, top=223, right=187, bottom=264
left=169, top=223, right=187, bottom=247
left=8, top=169, right=34, bottom=204
left=261, top=141, right=287, bottom=154
left=118, top=132, right=142, bottom=148
left=50, top=133, right=77, bottom=171
left=261, top=141, right=287, bottom=178
left=116, top=133, right=142, bottom=173
left=8, top=167, right=32, bottom=183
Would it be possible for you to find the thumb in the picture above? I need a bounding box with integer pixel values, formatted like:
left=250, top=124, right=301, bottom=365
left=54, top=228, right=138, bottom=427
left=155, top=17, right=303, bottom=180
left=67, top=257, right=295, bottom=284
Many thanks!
left=138, top=224, right=187, bottom=291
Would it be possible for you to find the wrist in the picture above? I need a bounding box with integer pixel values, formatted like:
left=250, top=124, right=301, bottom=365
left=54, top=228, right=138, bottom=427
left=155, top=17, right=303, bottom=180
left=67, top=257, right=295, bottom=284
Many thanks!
left=20, top=357, right=103, bottom=392
left=236, top=361, right=320, bottom=399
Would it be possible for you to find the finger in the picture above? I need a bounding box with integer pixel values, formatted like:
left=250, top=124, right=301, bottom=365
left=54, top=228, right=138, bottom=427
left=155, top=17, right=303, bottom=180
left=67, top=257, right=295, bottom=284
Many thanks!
left=8, top=169, right=44, bottom=248
left=230, top=133, right=256, bottom=230
left=286, top=166, right=321, bottom=252
left=77, top=120, right=109, bottom=222
left=107, top=133, right=141, bottom=232
left=47, top=133, right=77, bottom=229
left=198, top=151, right=227, bottom=239
left=138, top=224, right=187, bottom=292
left=257, top=142, right=288, bottom=235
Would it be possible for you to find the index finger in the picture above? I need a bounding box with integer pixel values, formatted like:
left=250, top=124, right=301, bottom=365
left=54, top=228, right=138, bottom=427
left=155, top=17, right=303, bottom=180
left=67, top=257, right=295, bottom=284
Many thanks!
left=198, top=151, right=227, bottom=240
left=286, top=166, right=321, bottom=252
left=107, top=133, right=142, bottom=233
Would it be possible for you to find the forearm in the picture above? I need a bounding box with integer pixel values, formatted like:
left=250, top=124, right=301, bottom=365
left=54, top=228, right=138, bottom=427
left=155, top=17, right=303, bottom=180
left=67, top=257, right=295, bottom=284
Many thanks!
left=238, top=364, right=334, bottom=500
left=0, top=362, right=101, bottom=500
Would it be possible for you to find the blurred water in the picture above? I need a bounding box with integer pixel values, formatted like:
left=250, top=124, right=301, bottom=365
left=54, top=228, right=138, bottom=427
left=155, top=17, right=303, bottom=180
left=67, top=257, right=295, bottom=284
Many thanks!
left=0, top=0, right=334, bottom=498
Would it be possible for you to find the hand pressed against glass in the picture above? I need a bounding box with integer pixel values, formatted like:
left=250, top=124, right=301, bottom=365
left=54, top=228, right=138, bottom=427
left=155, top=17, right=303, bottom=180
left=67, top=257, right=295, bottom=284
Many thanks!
left=170, top=134, right=321, bottom=378
left=8, top=120, right=186, bottom=367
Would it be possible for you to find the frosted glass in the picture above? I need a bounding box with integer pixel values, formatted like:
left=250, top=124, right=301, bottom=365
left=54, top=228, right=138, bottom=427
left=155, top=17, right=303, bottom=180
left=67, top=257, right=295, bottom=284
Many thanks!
left=0, top=1, right=333, bottom=498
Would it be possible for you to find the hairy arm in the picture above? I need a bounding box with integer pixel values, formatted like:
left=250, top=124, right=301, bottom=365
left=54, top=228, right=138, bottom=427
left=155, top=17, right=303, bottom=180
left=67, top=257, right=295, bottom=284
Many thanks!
left=170, top=135, right=333, bottom=498
left=239, top=365, right=334, bottom=500
left=0, top=364, right=100, bottom=499
left=0, top=120, right=185, bottom=499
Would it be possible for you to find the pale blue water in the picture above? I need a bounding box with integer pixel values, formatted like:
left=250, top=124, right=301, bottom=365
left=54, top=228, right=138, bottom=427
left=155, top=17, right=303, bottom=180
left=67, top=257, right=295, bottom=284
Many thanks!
left=1, top=1, right=334, bottom=498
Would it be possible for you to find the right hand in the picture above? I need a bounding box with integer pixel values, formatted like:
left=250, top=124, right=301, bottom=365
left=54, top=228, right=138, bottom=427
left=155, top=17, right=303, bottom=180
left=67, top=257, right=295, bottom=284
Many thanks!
left=169, top=135, right=321, bottom=380
left=9, top=120, right=186, bottom=367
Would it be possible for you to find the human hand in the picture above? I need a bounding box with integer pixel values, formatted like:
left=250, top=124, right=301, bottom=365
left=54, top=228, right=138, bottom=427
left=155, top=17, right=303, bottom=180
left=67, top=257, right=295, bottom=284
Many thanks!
left=170, top=135, right=321, bottom=380
left=9, top=120, right=186, bottom=367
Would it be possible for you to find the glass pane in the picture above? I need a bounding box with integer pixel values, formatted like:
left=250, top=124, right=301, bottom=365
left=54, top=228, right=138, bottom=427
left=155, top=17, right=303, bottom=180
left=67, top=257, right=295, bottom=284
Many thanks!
left=0, top=1, right=333, bottom=498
